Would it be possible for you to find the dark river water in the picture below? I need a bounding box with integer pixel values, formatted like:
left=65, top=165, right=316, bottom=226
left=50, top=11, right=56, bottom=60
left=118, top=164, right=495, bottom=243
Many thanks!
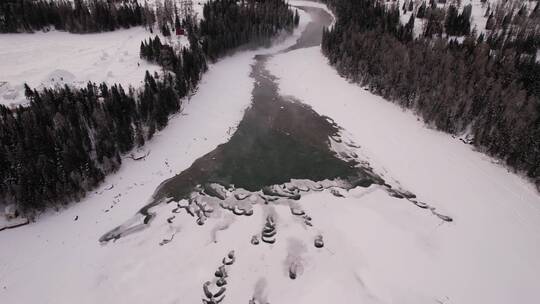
left=151, top=6, right=354, bottom=202
left=283, top=6, right=333, bottom=51
left=100, top=6, right=451, bottom=243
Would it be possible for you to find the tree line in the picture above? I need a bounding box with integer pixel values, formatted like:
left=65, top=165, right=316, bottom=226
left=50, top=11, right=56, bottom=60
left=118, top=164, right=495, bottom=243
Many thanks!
left=0, top=0, right=152, bottom=33
left=0, top=0, right=298, bottom=213
left=199, top=0, right=299, bottom=60
left=322, top=0, right=540, bottom=189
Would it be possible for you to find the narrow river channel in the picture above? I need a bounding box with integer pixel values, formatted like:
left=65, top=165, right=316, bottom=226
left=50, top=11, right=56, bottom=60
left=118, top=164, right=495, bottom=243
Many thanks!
left=100, top=5, right=451, bottom=243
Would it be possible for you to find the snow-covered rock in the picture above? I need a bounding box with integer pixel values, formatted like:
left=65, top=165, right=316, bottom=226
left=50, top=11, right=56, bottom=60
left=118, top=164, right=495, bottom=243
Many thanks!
left=4, top=204, right=18, bottom=219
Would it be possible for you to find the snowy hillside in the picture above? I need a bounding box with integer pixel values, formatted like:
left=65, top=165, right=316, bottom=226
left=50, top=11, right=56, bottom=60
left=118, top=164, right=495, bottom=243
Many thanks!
left=1, top=1, right=539, bottom=304
left=397, top=0, right=539, bottom=37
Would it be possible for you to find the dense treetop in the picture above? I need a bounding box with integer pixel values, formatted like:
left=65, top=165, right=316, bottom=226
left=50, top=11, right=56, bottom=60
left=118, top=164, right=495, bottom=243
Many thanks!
left=322, top=0, right=540, bottom=189
left=0, top=0, right=153, bottom=33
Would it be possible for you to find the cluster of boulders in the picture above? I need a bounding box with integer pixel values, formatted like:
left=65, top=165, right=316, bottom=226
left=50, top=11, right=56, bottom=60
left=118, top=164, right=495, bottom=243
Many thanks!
left=219, top=202, right=253, bottom=216
left=203, top=183, right=258, bottom=217
left=194, top=199, right=215, bottom=225
left=385, top=185, right=453, bottom=222
left=251, top=215, right=277, bottom=245
left=172, top=196, right=214, bottom=226
left=202, top=251, right=235, bottom=304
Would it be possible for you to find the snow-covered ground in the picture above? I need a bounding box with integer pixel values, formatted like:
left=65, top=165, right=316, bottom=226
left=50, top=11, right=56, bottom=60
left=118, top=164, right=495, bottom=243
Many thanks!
left=0, top=8, right=314, bottom=304
left=0, top=27, right=178, bottom=107
left=0, top=0, right=202, bottom=107
left=267, top=44, right=540, bottom=303
left=1, top=2, right=539, bottom=304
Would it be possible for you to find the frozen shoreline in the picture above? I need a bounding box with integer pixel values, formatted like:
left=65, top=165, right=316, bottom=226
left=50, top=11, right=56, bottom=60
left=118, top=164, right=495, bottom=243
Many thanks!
left=267, top=43, right=540, bottom=303
left=1, top=1, right=539, bottom=303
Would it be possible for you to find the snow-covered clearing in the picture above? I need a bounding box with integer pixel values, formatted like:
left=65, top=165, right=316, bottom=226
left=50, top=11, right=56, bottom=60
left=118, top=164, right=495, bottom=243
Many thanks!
left=0, top=27, right=191, bottom=107
left=0, top=1, right=216, bottom=108
left=0, top=0, right=198, bottom=107
left=0, top=28, right=159, bottom=107
left=0, top=1, right=539, bottom=304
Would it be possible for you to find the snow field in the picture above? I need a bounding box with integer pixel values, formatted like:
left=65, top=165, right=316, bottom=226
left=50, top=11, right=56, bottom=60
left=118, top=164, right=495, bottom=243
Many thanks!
left=0, top=0, right=201, bottom=107
left=0, top=27, right=165, bottom=107
left=267, top=44, right=540, bottom=303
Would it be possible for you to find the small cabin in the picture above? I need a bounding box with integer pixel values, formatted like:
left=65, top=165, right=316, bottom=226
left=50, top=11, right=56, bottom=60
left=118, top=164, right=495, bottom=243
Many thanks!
left=176, top=27, right=185, bottom=36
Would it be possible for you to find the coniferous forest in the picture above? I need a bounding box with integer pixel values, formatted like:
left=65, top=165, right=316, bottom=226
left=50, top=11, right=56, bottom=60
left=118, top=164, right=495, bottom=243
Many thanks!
left=0, top=0, right=298, bottom=213
left=0, top=0, right=151, bottom=33
left=322, top=0, right=540, bottom=189
left=199, top=0, right=299, bottom=60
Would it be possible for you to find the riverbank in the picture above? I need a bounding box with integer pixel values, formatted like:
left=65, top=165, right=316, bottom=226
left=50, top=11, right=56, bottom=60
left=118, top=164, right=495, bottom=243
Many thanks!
left=0, top=7, right=312, bottom=304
